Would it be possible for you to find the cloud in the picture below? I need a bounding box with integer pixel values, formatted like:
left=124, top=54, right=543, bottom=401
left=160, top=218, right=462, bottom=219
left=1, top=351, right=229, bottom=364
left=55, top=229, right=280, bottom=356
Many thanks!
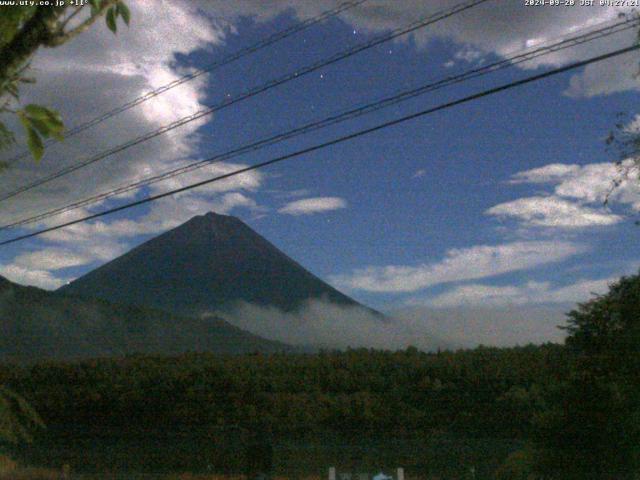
left=422, top=276, right=615, bottom=308
left=564, top=49, right=640, bottom=98
left=1, top=190, right=261, bottom=290
left=2, top=0, right=635, bottom=290
left=486, top=195, right=622, bottom=228
left=0, top=1, right=261, bottom=284
left=454, top=46, right=484, bottom=63
left=35, top=191, right=259, bottom=262
left=393, top=272, right=637, bottom=346
left=218, top=298, right=448, bottom=351
left=494, top=160, right=640, bottom=230
left=221, top=297, right=580, bottom=350
left=12, top=249, right=92, bottom=271
left=508, top=160, right=640, bottom=207
left=0, top=0, right=226, bottom=225
left=0, top=264, right=68, bottom=290
left=553, top=161, right=640, bottom=209
left=330, top=240, right=586, bottom=293
left=392, top=304, right=568, bottom=347
left=278, top=197, right=347, bottom=216
left=5, top=1, right=633, bottom=230
left=509, top=163, right=581, bottom=184
left=0, top=0, right=271, bottom=284
left=198, top=1, right=637, bottom=96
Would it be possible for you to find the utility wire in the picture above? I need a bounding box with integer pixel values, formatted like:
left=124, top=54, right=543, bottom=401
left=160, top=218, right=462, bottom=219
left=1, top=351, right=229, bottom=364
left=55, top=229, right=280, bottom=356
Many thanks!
left=2, top=16, right=637, bottom=231
left=1, top=42, right=637, bottom=247
left=2, top=0, right=370, bottom=165
left=0, top=0, right=491, bottom=203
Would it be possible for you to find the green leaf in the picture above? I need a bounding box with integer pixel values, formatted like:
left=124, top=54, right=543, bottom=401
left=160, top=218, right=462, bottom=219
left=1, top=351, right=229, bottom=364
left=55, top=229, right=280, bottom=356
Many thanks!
left=23, top=105, right=64, bottom=141
left=117, top=2, right=130, bottom=25
left=48, top=126, right=64, bottom=142
left=18, top=113, right=44, bottom=161
left=106, top=6, right=117, bottom=33
left=25, top=125, right=44, bottom=162
left=24, top=104, right=55, bottom=120
left=28, top=118, right=52, bottom=139
left=41, top=111, right=64, bottom=140
left=88, top=0, right=102, bottom=15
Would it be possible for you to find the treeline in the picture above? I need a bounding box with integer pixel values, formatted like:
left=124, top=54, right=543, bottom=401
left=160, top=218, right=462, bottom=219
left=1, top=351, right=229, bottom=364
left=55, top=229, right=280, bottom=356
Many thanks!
left=0, top=344, right=567, bottom=438
left=3, top=271, right=640, bottom=478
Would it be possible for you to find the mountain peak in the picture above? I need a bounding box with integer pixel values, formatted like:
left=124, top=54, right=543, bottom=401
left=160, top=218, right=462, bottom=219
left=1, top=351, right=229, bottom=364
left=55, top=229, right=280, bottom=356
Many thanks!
left=60, top=214, right=374, bottom=316
left=189, top=210, right=237, bottom=225
left=183, top=211, right=246, bottom=232
left=201, top=211, right=233, bottom=221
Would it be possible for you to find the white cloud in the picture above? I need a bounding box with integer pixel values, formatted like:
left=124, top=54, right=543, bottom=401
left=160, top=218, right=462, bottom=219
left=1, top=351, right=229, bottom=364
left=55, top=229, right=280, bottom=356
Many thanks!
left=564, top=50, right=640, bottom=98
left=389, top=274, right=631, bottom=345
left=0, top=2, right=270, bottom=284
left=507, top=160, right=640, bottom=219
left=509, top=163, right=581, bottom=184
left=0, top=264, right=68, bottom=290
left=392, top=304, right=568, bottom=347
left=2, top=0, right=636, bottom=290
left=552, top=160, right=640, bottom=208
left=219, top=298, right=447, bottom=351
left=423, top=276, right=616, bottom=308
left=509, top=160, right=640, bottom=207
left=486, top=195, right=622, bottom=228
left=490, top=160, right=640, bottom=231
left=38, top=191, right=259, bottom=255
left=278, top=197, right=347, bottom=216
left=12, top=249, right=91, bottom=271
left=454, top=46, right=484, bottom=63
left=3, top=1, right=632, bottom=231
left=198, top=1, right=637, bottom=96
left=330, top=240, right=586, bottom=293
left=0, top=0, right=226, bottom=227
left=2, top=191, right=259, bottom=289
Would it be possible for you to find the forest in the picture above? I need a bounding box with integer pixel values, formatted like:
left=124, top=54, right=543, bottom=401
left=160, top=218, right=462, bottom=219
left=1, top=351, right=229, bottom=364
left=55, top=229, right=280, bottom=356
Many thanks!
left=0, top=344, right=564, bottom=478
left=1, top=271, right=639, bottom=479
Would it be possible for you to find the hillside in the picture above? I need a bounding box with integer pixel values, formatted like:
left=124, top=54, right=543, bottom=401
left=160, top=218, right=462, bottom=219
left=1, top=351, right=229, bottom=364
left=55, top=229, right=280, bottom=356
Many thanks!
left=0, top=276, right=289, bottom=362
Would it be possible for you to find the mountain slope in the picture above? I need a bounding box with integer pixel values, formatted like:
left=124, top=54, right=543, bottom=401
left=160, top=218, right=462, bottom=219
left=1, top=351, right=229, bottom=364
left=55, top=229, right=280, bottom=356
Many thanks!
left=0, top=276, right=289, bottom=362
left=59, top=212, right=373, bottom=317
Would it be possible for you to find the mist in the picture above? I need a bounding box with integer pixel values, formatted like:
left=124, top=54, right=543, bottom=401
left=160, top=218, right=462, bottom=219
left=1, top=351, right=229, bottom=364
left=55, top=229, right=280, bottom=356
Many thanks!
left=216, top=298, right=450, bottom=352
left=217, top=298, right=570, bottom=351
left=391, top=304, right=569, bottom=348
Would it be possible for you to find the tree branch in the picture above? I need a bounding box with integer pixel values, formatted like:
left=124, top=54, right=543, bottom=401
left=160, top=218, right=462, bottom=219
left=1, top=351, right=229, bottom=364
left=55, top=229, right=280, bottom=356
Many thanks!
left=47, top=0, right=118, bottom=47
left=0, top=6, right=65, bottom=82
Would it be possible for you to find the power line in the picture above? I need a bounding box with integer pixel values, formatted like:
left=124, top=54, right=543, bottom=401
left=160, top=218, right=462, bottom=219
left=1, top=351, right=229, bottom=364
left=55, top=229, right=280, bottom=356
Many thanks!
left=2, top=16, right=637, bottom=231
left=1, top=43, right=637, bottom=247
left=0, top=0, right=491, bottom=203
left=2, top=0, right=370, bottom=165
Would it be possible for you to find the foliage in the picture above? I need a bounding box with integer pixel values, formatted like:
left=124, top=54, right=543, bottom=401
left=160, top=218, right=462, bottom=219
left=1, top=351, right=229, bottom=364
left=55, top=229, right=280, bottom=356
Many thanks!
left=16, top=105, right=63, bottom=162
left=0, top=0, right=130, bottom=161
left=0, top=345, right=566, bottom=476
left=494, top=447, right=536, bottom=480
left=533, top=272, right=640, bottom=479
left=0, top=345, right=565, bottom=437
left=0, top=386, right=43, bottom=445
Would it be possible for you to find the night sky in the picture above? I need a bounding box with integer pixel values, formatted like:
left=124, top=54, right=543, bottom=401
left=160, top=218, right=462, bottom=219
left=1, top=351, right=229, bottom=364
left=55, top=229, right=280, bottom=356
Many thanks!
left=1, top=0, right=639, bottom=346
